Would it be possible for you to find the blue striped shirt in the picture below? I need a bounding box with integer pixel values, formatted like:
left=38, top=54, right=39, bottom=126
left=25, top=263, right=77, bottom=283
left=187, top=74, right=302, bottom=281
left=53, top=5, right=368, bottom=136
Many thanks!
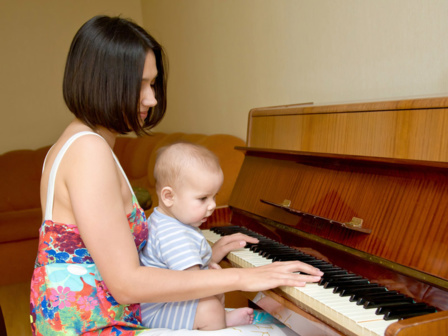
left=139, top=208, right=212, bottom=329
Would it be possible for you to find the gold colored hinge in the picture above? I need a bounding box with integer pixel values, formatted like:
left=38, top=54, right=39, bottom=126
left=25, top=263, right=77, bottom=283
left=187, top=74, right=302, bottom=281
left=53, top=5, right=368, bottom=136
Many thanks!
left=345, top=217, right=364, bottom=228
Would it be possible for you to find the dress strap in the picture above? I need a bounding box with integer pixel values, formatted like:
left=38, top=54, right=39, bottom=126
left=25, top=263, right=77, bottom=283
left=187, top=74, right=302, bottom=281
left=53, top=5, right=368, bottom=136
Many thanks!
left=44, top=131, right=134, bottom=220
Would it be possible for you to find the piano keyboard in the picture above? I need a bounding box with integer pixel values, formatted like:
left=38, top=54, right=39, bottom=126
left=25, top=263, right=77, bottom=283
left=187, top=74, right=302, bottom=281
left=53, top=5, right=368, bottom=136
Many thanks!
left=203, top=226, right=437, bottom=336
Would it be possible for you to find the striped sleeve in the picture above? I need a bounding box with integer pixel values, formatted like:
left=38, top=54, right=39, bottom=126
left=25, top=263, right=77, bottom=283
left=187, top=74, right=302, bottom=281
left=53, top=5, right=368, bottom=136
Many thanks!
left=140, top=210, right=212, bottom=271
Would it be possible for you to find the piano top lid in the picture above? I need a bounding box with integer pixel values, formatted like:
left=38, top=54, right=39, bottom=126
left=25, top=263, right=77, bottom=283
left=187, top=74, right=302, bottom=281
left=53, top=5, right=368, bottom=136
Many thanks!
left=246, top=96, right=448, bottom=163
left=248, top=95, right=448, bottom=117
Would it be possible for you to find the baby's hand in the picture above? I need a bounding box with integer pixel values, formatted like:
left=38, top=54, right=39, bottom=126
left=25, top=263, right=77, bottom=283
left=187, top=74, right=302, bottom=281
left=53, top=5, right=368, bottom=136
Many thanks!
left=208, top=262, right=222, bottom=270
left=211, top=233, right=259, bottom=263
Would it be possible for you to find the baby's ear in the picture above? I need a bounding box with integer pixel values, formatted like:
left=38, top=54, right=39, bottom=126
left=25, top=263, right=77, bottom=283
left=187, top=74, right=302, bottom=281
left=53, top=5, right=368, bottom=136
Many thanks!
left=160, top=186, right=174, bottom=207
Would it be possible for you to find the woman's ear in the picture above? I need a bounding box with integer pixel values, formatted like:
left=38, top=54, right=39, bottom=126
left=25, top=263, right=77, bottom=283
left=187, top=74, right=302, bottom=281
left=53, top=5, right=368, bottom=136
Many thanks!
left=160, top=186, right=175, bottom=207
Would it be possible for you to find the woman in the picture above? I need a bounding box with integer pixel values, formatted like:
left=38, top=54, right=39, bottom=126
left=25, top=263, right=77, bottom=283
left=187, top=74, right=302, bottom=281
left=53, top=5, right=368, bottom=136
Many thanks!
left=30, top=15, right=323, bottom=335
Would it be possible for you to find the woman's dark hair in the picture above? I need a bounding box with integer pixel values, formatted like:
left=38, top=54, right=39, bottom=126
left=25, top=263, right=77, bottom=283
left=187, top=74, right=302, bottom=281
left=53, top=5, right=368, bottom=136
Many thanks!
left=63, top=15, right=167, bottom=135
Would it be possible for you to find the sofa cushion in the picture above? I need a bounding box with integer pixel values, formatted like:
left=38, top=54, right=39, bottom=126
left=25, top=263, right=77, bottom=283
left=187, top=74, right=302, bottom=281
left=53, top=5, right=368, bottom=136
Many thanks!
left=0, top=146, right=50, bottom=213
left=114, top=133, right=166, bottom=181
left=197, top=134, right=245, bottom=206
left=0, top=208, right=42, bottom=243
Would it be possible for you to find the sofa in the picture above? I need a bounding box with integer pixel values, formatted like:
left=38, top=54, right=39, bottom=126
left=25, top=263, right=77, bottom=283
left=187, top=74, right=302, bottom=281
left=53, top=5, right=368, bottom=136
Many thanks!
left=0, top=132, right=245, bottom=286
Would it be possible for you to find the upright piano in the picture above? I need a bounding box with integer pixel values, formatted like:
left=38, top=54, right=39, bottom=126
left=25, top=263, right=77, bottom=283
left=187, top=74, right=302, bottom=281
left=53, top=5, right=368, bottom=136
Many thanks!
left=203, top=96, right=448, bottom=336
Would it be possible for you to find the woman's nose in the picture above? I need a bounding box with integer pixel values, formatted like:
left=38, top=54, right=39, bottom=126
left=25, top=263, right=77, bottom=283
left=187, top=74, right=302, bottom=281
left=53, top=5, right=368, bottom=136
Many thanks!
left=141, top=87, right=157, bottom=108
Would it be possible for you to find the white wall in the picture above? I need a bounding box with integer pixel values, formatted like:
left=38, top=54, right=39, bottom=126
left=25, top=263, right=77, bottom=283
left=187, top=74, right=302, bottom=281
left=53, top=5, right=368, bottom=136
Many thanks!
left=0, top=0, right=143, bottom=154
left=142, top=0, right=448, bottom=141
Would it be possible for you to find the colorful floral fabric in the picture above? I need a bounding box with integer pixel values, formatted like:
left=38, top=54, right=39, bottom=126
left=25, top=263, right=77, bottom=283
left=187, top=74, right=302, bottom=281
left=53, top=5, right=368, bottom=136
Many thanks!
left=30, top=195, right=149, bottom=335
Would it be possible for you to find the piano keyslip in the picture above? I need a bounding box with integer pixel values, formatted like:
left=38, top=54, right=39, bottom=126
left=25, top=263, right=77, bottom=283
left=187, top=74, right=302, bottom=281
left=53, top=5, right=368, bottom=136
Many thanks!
left=203, top=226, right=437, bottom=336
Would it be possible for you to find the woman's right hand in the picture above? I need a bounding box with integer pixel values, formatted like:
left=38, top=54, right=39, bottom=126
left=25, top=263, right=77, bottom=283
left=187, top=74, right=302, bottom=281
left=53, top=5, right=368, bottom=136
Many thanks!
left=235, top=260, right=323, bottom=293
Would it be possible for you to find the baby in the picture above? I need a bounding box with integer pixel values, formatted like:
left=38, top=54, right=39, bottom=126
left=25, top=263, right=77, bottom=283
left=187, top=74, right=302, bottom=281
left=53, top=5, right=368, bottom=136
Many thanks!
left=139, top=142, right=254, bottom=330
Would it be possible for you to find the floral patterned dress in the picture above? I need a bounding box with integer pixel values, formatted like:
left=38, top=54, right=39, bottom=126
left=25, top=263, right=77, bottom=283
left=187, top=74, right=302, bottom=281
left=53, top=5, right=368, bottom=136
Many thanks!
left=30, top=132, right=149, bottom=335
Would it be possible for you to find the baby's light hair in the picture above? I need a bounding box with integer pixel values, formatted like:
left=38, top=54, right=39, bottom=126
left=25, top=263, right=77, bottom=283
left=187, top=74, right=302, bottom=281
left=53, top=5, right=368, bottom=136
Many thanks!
left=154, top=142, right=222, bottom=194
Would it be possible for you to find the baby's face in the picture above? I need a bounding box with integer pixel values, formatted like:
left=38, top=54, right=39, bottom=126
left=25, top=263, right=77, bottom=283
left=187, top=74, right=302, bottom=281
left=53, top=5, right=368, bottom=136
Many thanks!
left=170, top=167, right=223, bottom=227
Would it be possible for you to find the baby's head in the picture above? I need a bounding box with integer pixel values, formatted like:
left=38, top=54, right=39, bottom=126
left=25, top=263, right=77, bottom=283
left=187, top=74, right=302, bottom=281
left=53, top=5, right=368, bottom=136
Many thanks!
left=154, top=142, right=224, bottom=227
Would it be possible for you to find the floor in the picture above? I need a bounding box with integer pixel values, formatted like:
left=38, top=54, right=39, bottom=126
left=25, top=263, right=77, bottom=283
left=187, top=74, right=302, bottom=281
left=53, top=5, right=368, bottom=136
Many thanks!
left=0, top=281, right=32, bottom=336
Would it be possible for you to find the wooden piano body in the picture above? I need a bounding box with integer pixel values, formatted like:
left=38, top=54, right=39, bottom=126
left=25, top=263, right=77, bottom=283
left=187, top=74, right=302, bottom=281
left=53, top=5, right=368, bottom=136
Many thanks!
left=210, top=97, right=448, bottom=335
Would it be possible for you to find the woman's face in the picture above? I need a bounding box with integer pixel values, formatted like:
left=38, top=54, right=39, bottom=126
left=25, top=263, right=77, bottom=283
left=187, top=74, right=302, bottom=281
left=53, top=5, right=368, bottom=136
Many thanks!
left=139, top=51, right=158, bottom=124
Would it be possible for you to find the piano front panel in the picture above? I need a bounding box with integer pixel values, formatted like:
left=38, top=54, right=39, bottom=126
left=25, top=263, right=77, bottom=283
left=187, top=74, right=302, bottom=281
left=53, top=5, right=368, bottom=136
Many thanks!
left=229, top=152, right=448, bottom=282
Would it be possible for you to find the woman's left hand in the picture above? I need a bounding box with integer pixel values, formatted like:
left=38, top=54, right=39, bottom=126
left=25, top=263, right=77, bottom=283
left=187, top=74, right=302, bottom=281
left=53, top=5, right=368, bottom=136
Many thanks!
left=211, top=233, right=259, bottom=264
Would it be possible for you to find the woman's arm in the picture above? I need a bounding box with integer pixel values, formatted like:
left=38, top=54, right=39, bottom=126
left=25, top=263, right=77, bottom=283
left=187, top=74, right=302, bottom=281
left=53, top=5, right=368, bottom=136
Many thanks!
left=65, top=136, right=323, bottom=305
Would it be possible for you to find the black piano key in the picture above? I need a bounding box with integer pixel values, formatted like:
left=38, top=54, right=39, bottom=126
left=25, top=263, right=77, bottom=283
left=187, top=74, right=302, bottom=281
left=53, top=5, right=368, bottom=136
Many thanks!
left=268, top=250, right=326, bottom=263
left=321, top=273, right=364, bottom=281
left=362, top=292, right=414, bottom=308
left=257, top=244, right=293, bottom=250
left=323, top=278, right=369, bottom=289
left=338, top=285, right=386, bottom=297
left=211, top=226, right=244, bottom=236
left=316, top=266, right=344, bottom=274
left=262, top=251, right=297, bottom=259
left=321, top=272, right=357, bottom=280
left=321, top=268, right=346, bottom=275
left=266, top=251, right=319, bottom=261
left=357, top=294, right=405, bottom=306
left=304, top=260, right=333, bottom=267
left=271, top=255, right=314, bottom=262
left=261, top=246, right=295, bottom=253
left=335, top=283, right=379, bottom=294
left=363, top=297, right=415, bottom=309
left=319, top=274, right=362, bottom=285
left=254, top=240, right=281, bottom=246
left=383, top=307, right=438, bottom=320
left=352, top=290, right=399, bottom=303
left=375, top=302, right=428, bottom=316
left=253, top=246, right=289, bottom=255
left=260, top=248, right=306, bottom=256
left=274, top=256, right=320, bottom=263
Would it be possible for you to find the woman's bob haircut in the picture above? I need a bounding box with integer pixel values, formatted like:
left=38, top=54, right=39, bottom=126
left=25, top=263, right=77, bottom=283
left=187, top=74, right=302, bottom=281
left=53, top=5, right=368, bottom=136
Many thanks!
left=63, top=15, right=167, bottom=135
